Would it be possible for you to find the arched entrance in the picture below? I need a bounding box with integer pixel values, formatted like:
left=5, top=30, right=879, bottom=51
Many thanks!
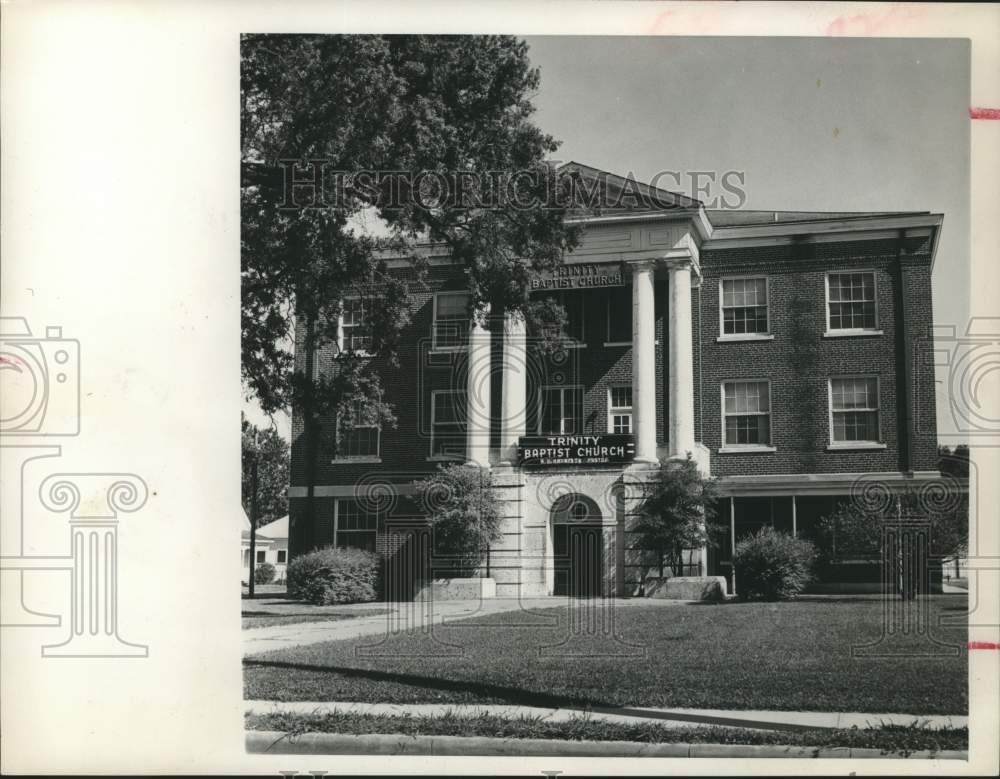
left=551, top=494, right=604, bottom=597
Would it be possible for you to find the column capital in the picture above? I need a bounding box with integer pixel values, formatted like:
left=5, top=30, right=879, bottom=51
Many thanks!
left=625, top=257, right=660, bottom=272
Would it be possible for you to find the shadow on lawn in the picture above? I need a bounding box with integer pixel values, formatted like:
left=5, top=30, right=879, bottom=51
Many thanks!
left=242, top=659, right=824, bottom=732
left=243, top=658, right=617, bottom=709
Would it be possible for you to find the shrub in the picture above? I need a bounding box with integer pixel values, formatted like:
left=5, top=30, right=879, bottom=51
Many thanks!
left=733, top=527, right=817, bottom=601
left=253, top=562, right=276, bottom=585
left=412, top=464, right=504, bottom=577
left=286, top=546, right=381, bottom=605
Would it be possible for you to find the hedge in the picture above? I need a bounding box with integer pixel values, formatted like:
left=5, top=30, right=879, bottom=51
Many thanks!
left=733, top=527, right=817, bottom=601
left=286, top=546, right=381, bottom=605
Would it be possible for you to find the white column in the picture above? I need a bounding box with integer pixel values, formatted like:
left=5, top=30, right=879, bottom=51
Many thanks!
left=465, top=304, right=492, bottom=467
left=499, top=311, right=527, bottom=465
left=668, top=260, right=695, bottom=459
left=631, top=260, right=658, bottom=463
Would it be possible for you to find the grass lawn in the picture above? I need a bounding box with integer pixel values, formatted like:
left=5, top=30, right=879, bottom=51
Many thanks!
left=245, top=711, right=968, bottom=754
left=244, top=597, right=968, bottom=714
left=242, top=609, right=392, bottom=630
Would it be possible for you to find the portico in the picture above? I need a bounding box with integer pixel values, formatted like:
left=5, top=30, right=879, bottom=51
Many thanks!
left=456, top=214, right=708, bottom=597
left=463, top=214, right=706, bottom=476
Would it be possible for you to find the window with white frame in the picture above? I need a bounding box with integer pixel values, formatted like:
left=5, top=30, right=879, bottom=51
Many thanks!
left=720, top=277, right=769, bottom=336
left=336, top=399, right=380, bottom=459
left=606, top=287, right=631, bottom=344
left=430, top=390, right=466, bottom=458
left=539, top=386, right=583, bottom=435
left=276, top=550, right=287, bottom=564
left=827, top=272, right=878, bottom=331
left=608, top=385, right=633, bottom=434
left=830, top=377, right=880, bottom=443
left=340, top=298, right=372, bottom=353
left=256, top=549, right=266, bottom=564
left=722, top=380, right=772, bottom=447
left=335, top=499, right=379, bottom=553
left=432, top=292, right=470, bottom=349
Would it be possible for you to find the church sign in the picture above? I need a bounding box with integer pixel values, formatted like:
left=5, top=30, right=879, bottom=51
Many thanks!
left=529, top=263, right=625, bottom=290
left=517, top=434, right=636, bottom=466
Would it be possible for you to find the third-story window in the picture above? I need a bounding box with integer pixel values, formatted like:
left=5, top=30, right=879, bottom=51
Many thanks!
left=608, top=386, right=633, bottom=434
left=433, top=292, right=470, bottom=349
left=537, top=291, right=585, bottom=344
left=337, top=399, right=380, bottom=459
left=430, top=390, right=466, bottom=458
left=606, top=286, right=632, bottom=343
left=539, top=386, right=583, bottom=435
left=722, top=380, right=772, bottom=446
left=340, top=298, right=372, bottom=353
left=720, top=277, right=769, bottom=335
left=830, top=377, right=880, bottom=443
left=827, top=272, right=878, bottom=331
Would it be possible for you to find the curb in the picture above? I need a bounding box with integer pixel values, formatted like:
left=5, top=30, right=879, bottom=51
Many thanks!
left=245, top=730, right=968, bottom=759
left=243, top=700, right=968, bottom=732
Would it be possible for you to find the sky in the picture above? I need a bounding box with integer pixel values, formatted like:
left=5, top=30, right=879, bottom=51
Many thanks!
left=244, top=35, right=970, bottom=440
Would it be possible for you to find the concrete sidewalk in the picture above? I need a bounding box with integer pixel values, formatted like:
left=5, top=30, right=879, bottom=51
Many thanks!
left=245, top=699, right=968, bottom=732
left=243, top=597, right=688, bottom=655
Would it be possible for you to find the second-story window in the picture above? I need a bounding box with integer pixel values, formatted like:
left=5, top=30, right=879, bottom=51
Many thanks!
left=433, top=292, right=470, bottom=350
left=827, top=272, right=878, bottom=332
left=337, top=399, right=380, bottom=459
left=539, top=386, right=583, bottom=435
left=608, top=385, right=633, bottom=434
left=720, top=277, right=769, bottom=336
left=829, top=377, right=880, bottom=444
left=722, top=380, right=772, bottom=447
left=430, top=389, right=466, bottom=458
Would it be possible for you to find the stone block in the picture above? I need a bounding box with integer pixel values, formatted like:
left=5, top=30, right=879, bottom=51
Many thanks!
left=644, top=575, right=727, bottom=601
left=414, top=577, right=497, bottom=601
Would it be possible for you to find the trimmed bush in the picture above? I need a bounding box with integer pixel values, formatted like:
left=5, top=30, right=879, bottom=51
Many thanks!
left=733, top=527, right=817, bottom=601
left=286, top=546, right=381, bottom=605
left=254, top=562, right=276, bottom=585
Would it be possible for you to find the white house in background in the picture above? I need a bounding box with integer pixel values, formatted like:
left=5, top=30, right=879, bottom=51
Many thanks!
left=241, top=507, right=275, bottom=583
left=256, top=515, right=289, bottom=582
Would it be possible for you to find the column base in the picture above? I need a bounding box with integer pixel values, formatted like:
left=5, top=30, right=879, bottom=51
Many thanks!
left=43, top=633, right=148, bottom=657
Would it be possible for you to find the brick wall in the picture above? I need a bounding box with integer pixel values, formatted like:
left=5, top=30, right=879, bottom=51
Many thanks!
left=698, top=236, right=937, bottom=477
left=288, top=235, right=939, bottom=559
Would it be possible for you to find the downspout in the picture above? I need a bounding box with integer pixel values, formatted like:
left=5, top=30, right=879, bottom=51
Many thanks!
left=892, top=230, right=913, bottom=474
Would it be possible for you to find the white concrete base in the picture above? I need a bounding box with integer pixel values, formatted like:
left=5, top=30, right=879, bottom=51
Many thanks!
left=414, top=577, right=497, bottom=601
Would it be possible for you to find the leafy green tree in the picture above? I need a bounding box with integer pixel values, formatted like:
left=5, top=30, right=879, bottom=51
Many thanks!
left=413, top=465, right=504, bottom=578
left=241, top=35, right=582, bottom=536
left=938, top=444, right=970, bottom=478
left=242, top=413, right=289, bottom=595
left=241, top=413, right=289, bottom=524
left=633, top=456, right=724, bottom=579
left=816, top=485, right=968, bottom=598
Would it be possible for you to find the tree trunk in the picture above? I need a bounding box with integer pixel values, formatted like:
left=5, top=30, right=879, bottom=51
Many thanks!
left=248, top=456, right=258, bottom=599
left=301, top=312, right=320, bottom=555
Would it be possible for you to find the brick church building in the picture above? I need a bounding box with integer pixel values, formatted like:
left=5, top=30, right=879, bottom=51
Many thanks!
left=288, top=164, right=944, bottom=598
